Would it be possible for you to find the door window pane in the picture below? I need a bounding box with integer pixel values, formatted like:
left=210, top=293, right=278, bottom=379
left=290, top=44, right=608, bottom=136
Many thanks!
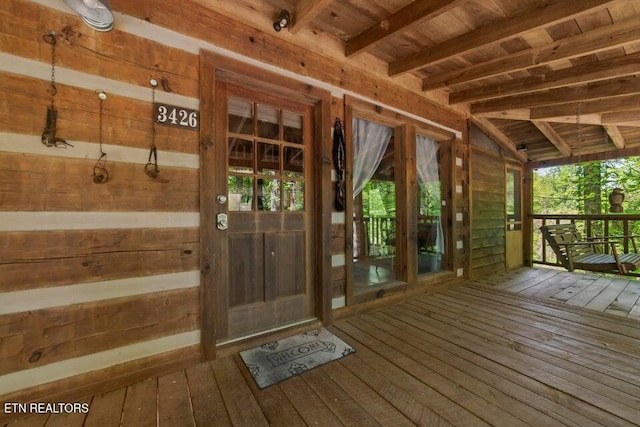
left=257, top=105, right=279, bottom=139
left=258, top=178, right=280, bottom=211
left=228, top=138, right=253, bottom=173
left=228, top=99, right=253, bottom=135
left=284, top=181, right=304, bottom=211
left=283, top=111, right=303, bottom=144
left=228, top=175, right=254, bottom=211
left=507, top=169, right=522, bottom=230
left=258, top=142, right=280, bottom=175
left=284, top=146, right=304, bottom=178
left=351, top=118, right=397, bottom=292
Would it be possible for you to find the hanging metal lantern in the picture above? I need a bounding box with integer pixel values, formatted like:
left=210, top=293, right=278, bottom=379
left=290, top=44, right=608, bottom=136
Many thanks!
left=609, top=188, right=624, bottom=213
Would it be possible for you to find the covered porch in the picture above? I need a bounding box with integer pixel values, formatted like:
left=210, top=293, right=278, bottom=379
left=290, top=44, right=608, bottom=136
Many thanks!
left=3, top=267, right=639, bottom=427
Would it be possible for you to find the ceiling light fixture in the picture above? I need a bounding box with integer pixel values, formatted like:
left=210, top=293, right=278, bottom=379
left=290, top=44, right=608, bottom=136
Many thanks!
left=63, top=0, right=115, bottom=32
left=273, top=10, right=291, bottom=32
left=517, top=144, right=527, bottom=152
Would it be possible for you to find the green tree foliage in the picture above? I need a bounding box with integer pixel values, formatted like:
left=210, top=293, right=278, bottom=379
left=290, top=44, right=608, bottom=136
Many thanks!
left=534, top=157, right=640, bottom=215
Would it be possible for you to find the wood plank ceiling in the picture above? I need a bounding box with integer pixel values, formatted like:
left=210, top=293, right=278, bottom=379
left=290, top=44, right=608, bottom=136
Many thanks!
left=211, top=0, right=640, bottom=164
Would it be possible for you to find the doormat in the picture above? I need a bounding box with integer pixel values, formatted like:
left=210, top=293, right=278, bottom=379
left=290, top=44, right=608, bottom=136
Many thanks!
left=239, top=328, right=355, bottom=389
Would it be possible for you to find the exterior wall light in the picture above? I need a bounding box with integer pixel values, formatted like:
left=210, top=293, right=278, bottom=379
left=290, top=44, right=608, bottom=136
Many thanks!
left=273, top=10, right=291, bottom=32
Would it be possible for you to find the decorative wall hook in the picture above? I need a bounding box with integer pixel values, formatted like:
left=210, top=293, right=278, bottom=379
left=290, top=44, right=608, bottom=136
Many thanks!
left=146, top=78, right=169, bottom=183
left=93, top=90, right=109, bottom=183
left=41, top=31, right=72, bottom=149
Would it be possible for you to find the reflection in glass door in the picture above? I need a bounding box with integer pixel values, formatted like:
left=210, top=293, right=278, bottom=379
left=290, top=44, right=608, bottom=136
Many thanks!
left=416, top=134, right=445, bottom=275
left=351, top=118, right=398, bottom=292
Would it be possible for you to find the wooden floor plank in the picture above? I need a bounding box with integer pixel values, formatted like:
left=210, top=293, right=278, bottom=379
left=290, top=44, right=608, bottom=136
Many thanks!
left=320, top=360, right=416, bottom=427
left=382, top=304, right=608, bottom=427
left=3, top=416, right=48, bottom=427
left=158, top=370, right=195, bottom=427
left=441, top=288, right=640, bottom=374
left=584, top=278, right=630, bottom=311
left=565, top=275, right=614, bottom=307
left=120, top=378, right=157, bottom=427
left=411, top=292, right=640, bottom=391
left=332, top=323, right=484, bottom=427
left=301, top=366, right=381, bottom=427
left=185, top=362, right=232, bottom=427
left=356, top=312, right=566, bottom=427
left=83, top=387, right=126, bottom=427
left=231, top=354, right=305, bottom=427
left=421, top=292, right=640, bottom=417
left=605, top=281, right=640, bottom=317
left=211, top=357, right=268, bottom=426
left=327, top=331, right=454, bottom=427
left=400, top=297, right=639, bottom=426
left=42, top=399, right=89, bottom=427
left=278, top=375, right=343, bottom=426
left=336, top=321, right=496, bottom=427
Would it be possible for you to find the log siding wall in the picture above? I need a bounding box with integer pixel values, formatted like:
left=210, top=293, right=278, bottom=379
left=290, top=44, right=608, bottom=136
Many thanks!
left=0, top=0, right=467, bottom=402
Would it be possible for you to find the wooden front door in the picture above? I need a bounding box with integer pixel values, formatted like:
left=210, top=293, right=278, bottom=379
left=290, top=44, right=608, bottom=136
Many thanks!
left=213, top=82, right=315, bottom=342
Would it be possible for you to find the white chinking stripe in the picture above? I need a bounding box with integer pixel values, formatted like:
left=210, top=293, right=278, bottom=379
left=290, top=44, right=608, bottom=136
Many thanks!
left=0, top=132, right=199, bottom=168
left=27, top=0, right=462, bottom=138
left=0, top=271, right=200, bottom=315
left=0, top=51, right=198, bottom=110
left=0, top=330, right=201, bottom=395
left=0, top=212, right=199, bottom=231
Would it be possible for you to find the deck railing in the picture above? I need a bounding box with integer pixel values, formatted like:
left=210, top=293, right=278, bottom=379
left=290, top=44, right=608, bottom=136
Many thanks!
left=531, top=214, right=640, bottom=276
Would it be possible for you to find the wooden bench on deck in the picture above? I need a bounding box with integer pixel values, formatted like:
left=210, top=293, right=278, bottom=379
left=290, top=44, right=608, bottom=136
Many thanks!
left=540, top=223, right=640, bottom=274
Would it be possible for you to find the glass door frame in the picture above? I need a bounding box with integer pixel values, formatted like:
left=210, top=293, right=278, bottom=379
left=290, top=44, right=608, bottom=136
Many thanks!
left=344, top=96, right=457, bottom=305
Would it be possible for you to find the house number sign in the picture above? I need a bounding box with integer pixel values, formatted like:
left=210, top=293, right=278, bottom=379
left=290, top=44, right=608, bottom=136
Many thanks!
left=153, top=103, right=199, bottom=131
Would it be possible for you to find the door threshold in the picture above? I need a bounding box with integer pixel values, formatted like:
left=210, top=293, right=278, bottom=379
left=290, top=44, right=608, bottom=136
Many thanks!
left=216, top=317, right=321, bottom=357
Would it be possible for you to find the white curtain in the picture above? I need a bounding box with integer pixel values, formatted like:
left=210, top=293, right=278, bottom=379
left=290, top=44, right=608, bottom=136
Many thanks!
left=416, top=134, right=445, bottom=254
left=352, top=118, right=393, bottom=198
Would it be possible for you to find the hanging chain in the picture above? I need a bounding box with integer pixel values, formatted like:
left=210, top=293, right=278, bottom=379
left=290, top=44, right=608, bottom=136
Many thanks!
left=576, top=102, right=582, bottom=164
left=145, top=79, right=168, bottom=183
left=98, top=91, right=106, bottom=154
left=46, top=31, right=57, bottom=109
left=93, top=91, right=109, bottom=184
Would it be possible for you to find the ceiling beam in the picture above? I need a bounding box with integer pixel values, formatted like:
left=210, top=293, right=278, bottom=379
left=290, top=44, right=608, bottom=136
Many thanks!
left=604, top=125, right=626, bottom=149
left=602, top=110, right=640, bottom=127
left=532, top=121, right=572, bottom=157
left=470, top=76, right=640, bottom=114
left=345, top=0, right=463, bottom=57
left=527, top=146, right=640, bottom=170
left=475, top=110, right=605, bottom=125
left=531, top=94, right=640, bottom=119
left=421, top=18, right=640, bottom=91
left=389, top=0, right=617, bottom=77
left=450, top=51, right=640, bottom=104
left=471, top=117, right=528, bottom=163
left=290, top=0, right=334, bottom=34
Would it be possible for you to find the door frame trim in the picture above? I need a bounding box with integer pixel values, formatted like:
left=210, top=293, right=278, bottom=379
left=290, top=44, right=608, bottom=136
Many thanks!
left=199, top=50, right=332, bottom=360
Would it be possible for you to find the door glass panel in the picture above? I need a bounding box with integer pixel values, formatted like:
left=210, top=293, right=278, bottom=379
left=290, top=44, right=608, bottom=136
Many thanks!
left=258, top=178, right=280, bottom=211
left=228, top=99, right=253, bottom=135
left=227, top=98, right=305, bottom=213
left=416, top=134, right=444, bottom=275
left=507, top=169, right=522, bottom=230
left=284, top=146, right=304, bottom=177
left=257, top=105, right=280, bottom=139
left=228, top=137, right=253, bottom=173
left=258, top=142, right=280, bottom=175
left=283, top=111, right=303, bottom=144
left=352, top=117, right=397, bottom=292
left=284, top=181, right=304, bottom=211
left=228, top=175, right=254, bottom=211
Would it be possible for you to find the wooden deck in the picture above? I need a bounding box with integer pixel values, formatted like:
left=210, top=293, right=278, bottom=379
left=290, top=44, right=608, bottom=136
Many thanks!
left=4, top=276, right=640, bottom=426
left=477, top=266, right=640, bottom=319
